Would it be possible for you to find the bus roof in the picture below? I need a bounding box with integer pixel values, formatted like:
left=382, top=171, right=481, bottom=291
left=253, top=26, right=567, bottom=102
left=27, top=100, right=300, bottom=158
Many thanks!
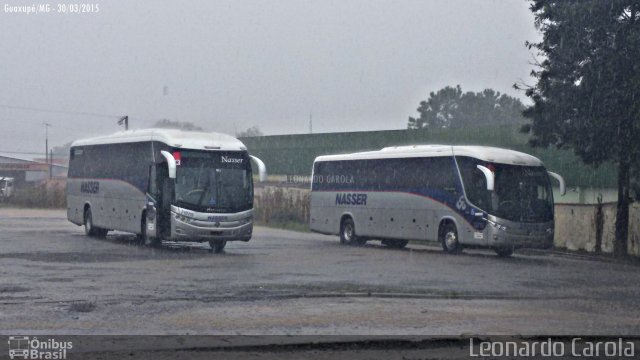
left=314, top=145, right=544, bottom=166
left=70, top=129, right=247, bottom=151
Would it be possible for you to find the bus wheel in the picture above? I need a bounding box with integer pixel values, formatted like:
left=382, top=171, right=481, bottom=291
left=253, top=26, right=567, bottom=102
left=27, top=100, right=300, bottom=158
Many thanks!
left=441, top=223, right=461, bottom=254
left=494, top=247, right=514, bottom=257
left=84, top=208, right=103, bottom=237
left=138, top=217, right=160, bottom=247
left=209, top=240, right=227, bottom=253
left=340, top=217, right=364, bottom=246
left=382, top=239, right=409, bottom=249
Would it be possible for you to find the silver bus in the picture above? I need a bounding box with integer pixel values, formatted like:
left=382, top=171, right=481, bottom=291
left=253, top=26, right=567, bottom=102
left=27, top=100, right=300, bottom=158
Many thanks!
left=309, top=145, right=565, bottom=257
left=67, top=129, right=266, bottom=253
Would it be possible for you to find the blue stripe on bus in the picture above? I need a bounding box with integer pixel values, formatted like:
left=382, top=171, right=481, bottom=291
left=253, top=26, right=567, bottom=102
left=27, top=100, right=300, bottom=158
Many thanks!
left=313, top=189, right=482, bottom=228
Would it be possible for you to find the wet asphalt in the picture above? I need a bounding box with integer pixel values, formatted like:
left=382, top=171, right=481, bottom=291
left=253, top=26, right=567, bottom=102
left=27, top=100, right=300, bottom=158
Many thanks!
left=1, top=208, right=639, bottom=335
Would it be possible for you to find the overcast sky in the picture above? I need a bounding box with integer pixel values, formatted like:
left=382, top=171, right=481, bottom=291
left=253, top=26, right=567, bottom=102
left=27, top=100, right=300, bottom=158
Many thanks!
left=0, top=0, right=540, bottom=158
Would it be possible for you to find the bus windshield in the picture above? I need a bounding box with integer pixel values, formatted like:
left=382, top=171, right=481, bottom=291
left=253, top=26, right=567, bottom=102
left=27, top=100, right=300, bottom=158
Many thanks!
left=174, top=151, right=253, bottom=213
left=457, top=157, right=554, bottom=223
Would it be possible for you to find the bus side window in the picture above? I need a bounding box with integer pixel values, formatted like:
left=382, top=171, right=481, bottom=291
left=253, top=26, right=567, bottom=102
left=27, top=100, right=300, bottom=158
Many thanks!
left=425, top=157, right=457, bottom=194
left=383, top=159, right=395, bottom=188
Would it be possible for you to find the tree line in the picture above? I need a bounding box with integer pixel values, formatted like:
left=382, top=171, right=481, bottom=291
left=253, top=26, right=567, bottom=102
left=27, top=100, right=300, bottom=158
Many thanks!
left=407, top=85, right=526, bottom=129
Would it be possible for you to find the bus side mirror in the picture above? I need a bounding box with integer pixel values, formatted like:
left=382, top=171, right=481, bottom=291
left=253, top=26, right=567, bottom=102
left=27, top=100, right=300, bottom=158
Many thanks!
left=160, top=150, right=177, bottom=179
left=476, top=165, right=495, bottom=191
left=548, top=171, right=566, bottom=196
left=250, top=155, right=267, bottom=182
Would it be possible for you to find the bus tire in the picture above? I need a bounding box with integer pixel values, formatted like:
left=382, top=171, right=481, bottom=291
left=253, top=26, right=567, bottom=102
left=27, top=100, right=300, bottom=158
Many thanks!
left=494, top=247, right=514, bottom=257
left=84, top=207, right=106, bottom=237
left=440, top=222, right=461, bottom=254
left=340, top=217, right=365, bottom=246
left=382, top=239, right=409, bottom=249
left=209, top=240, right=227, bottom=253
left=138, top=217, right=160, bottom=247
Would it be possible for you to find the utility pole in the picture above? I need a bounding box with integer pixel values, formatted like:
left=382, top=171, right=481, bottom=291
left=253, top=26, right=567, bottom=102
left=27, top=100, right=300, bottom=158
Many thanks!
left=43, top=122, right=51, bottom=166
left=118, top=115, right=129, bottom=130
left=49, top=149, right=53, bottom=180
left=309, top=113, right=313, bottom=134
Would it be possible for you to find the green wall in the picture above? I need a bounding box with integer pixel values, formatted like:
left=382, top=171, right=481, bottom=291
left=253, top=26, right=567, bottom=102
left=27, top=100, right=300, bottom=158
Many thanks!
left=241, top=126, right=616, bottom=188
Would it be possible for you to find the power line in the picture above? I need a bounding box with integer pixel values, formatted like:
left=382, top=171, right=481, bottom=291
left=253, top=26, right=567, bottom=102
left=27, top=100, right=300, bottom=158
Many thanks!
left=0, top=116, right=110, bottom=133
left=0, top=150, right=68, bottom=156
left=0, top=104, right=121, bottom=118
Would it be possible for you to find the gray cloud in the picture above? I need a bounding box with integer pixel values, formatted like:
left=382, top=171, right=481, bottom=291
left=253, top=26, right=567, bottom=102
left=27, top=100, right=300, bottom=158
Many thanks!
left=0, top=0, right=541, bottom=156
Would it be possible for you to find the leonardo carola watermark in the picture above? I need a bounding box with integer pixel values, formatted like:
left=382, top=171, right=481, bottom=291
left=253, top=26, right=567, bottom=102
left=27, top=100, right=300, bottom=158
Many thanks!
left=470, top=338, right=635, bottom=358
left=8, top=336, right=72, bottom=360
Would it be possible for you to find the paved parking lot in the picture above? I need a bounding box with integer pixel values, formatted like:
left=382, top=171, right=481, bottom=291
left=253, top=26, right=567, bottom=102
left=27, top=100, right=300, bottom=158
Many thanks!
left=1, top=208, right=639, bottom=335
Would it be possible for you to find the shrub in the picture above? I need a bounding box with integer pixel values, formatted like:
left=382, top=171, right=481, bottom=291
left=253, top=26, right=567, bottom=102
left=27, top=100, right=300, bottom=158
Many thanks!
left=254, top=186, right=309, bottom=227
left=4, top=182, right=66, bottom=208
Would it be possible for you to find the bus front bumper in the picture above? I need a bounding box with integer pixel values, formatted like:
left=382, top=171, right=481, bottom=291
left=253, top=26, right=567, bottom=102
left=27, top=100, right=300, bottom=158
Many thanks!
left=170, top=215, right=253, bottom=242
left=485, top=223, right=554, bottom=250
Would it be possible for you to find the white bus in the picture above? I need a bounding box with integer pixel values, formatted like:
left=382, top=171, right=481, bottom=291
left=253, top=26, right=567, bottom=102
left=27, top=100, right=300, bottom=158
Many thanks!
left=310, top=145, right=565, bottom=257
left=66, top=129, right=266, bottom=253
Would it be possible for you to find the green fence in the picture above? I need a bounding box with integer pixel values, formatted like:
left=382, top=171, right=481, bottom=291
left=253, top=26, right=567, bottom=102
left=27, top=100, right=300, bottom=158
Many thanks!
left=241, top=126, right=616, bottom=188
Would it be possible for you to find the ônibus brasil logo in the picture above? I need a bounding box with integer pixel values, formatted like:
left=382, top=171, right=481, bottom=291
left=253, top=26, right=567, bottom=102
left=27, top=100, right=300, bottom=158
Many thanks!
left=8, top=336, right=72, bottom=359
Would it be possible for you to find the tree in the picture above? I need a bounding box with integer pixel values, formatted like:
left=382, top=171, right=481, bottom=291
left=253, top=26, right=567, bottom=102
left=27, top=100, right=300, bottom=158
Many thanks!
left=237, top=126, right=263, bottom=138
left=152, top=119, right=204, bottom=131
left=408, top=85, right=462, bottom=129
left=520, top=0, right=640, bottom=257
left=408, top=85, right=526, bottom=129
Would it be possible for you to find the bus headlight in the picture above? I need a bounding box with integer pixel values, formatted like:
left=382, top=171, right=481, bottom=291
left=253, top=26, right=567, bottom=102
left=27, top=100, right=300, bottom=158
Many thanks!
left=486, top=218, right=507, bottom=231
